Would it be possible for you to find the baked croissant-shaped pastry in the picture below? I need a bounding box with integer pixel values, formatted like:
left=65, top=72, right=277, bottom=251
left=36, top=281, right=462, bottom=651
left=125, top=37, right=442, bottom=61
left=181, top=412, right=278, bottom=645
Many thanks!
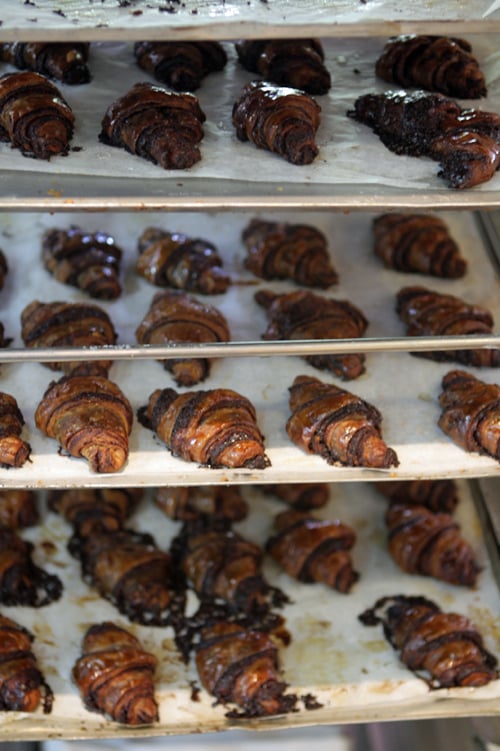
left=375, top=35, right=487, bottom=99
left=0, top=490, right=39, bottom=529
left=154, top=485, right=248, bottom=523
left=136, top=290, right=230, bottom=386
left=0, top=71, right=74, bottom=159
left=134, top=41, right=227, bottom=91
left=0, top=249, right=8, bottom=291
left=0, top=614, right=53, bottom=713
left=235, top=39, right=331, bottom=95
left=76, top=529, right=182, bottom=626
left=373, top=213, right=467, bottom=278
left=0, top=42, right=91, bottom=85
left=438, top=370, right=500, bottom=462
left=100, top=82, right=206, bottom=170
left=375, top=479, right=458, bottom=514
left=177, top=527, right=271, bottom=613
left=386, top=502, right=480, bottom=586
left=195, top=621, right=297, bottom=717
left=47, top=488, right=143, bottom=538
left=242, top=218, right=338, bottom=288
left=21, top=300, right=118, bottom=377
left=35, top=374, right=133, bottom=474
left=260, top=483, right=329, bottom=510
left=266, top=509, right=359, bottom=593
left=0, top=392, right=31, bottom=468
left=138, top=387, right=270, bottom=469
left=41, top=227, right=123, bottom=300
left=72, top=621, right=158, bottom=725
left=232, top=80, right=321, bottom=165
left=287, top=374, right=399, bottom=468
left=0, top=527, right=63, bottom=607
left=348, top=90, right=500, bottom=189
left=136, top=227, right=230, bottom=295
left=396, top=285, right=500, bottom=368
left=359, top=595, right=498, bottom=688
left=256, top=289, right=368, bottom=381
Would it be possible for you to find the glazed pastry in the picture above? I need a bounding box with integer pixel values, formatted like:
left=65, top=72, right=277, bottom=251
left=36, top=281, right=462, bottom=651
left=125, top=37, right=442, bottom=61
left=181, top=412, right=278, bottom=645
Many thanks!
left=242, top=219, right=338, bottom=288
left=100, top=82, right=206, bottom=170
left=359, top=595, right=498, bottom=688
left=21, top=300, right=118, bottom=377
left=0, top=71, right=74, bottom=159
left=235, top=39, right=331, bottom=95
left=136, top=227, right=230, bottom=295
left=386, top=502, right=480, bottom=587
left=0, top=42, right=91, bottom=84
left=34, top=374, right=134, bottom=474
left=287, top=374, right=399, bottom=469
left=0, top=249, right=8, bottom=290
left=47, top=488, right=143, bottom=538
left=0, top=392, right=31, bottom=468
left=260, top=483, right=329, bottom=510
left=438, top=370, right=500, bottom=462
left=232, top=80, right=321, bottom=165
left=396, top=285, right=500, bottom=367
left=348, top=90, right=500, bottom=189
left=0, top=490, right=39, bottom=529
left=373, top=213, right=467, bottom=278
left=0, top=614, right=53, bottom=713
left=375, top=479, right=458, bottom=514
left=72, top=621, right=158, bottom=725
left=154, top=485, right=248, bottom=523
left=266, top=509, right=359, bottom=593
left=195, top=621, right=297, bottom=716
left=375, top=35, right=487, bottom=99
left=76, top=529, right=182, bottom=626
left=134, top=41, right=227, bottom=91
left=138, top=387, right=270, bottom=469
left=177, top=527, right=272, bottom=613
left=256, top=289, right=368, bottom=380
left=41, top=227, right=123, bottom=300
left=135, top=290, right=230, bottom=386
left=0, top=527, right=63, bottom=607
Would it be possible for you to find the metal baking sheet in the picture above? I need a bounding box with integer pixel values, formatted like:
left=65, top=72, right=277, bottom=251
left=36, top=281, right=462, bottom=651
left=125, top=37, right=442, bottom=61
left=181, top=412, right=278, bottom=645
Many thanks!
left=1, top=0, right=500, bottom=42
left=0, top=479, right=498, bottom=741
left=1, top=35, right=500, bottom=209
left=0, top=209, right=497, bottom=489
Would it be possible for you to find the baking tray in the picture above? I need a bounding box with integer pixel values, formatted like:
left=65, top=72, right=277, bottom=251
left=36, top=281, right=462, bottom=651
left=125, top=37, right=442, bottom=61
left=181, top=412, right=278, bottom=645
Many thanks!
left=0, top=478, right=498, bottom=741
left=1, top=36, right=500, bottom=210
left=1, top=0, right=500, bottom=42
left=0, top=209, right=497, bottom=489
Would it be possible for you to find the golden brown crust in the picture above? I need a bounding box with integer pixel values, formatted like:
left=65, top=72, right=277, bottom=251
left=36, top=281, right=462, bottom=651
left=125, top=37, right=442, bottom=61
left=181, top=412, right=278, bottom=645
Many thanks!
left=154, top=485, right=248, bottom=523
left=136, top=290, right=230, bottom=386
left=34, top=374, right=133, bottom=473
left=259, top=483, right=329, bottom=510
left=138, top=387, right=270, bottom=469
left=47, top=488, right=143, bottom=537
left=287, top=375, right=399, bottom=468
left=0, top=71, right=74, bottom=159
left=375, top=479, right=458, bottom=514
left=100, top=82, right=206, bottom=170
left=72, top=621, right=158, bottom=725
left=0, top=392, right=31, bottom=468
left=232, top=80, right=321, bottom=165
left=0, top=490, right=39, bottom=529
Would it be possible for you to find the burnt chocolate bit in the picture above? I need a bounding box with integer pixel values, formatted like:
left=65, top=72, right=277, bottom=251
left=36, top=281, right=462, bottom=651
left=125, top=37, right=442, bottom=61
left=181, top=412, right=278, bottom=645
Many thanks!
left=348, top=90, right=500, bottom=189
left=359, top=594, right=499, bottom=688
